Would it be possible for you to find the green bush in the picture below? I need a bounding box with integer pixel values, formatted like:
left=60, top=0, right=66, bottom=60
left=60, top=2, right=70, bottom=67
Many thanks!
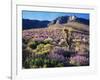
left=23, top=58, right=32, bottom=68
left=33, top=44, right=53, bottom=55
left=30, top=58, right=49, bottom=68
left=23, top=57, right=65, bottom=68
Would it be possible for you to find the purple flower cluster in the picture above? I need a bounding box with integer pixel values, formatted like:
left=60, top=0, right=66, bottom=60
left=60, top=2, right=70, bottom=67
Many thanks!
left=47, top=46, right=68, bottom=63
left=48, top=53, right=65, bottom=62
left=51, top=46, right=66, bottom=55
left=22, top=28, right=65, bottom=42
left=70, top=55, right=89, bottom=66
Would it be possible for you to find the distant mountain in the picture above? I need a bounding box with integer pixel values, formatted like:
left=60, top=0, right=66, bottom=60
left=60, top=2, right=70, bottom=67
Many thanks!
left=22, top=19, right=50, bottom=30
left=48, top=16, right=69, bottom=26
left=48, top=16, right=89, bottom=33
left=75, top=18, right=89, bottom=25
left=22, top=16, right=89, bottom=30
left=48, top=15, right=89, bottom=26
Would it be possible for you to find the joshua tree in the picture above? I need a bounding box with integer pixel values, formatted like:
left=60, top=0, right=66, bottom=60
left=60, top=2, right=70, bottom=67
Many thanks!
left=63, top=28, right=73, bottom=51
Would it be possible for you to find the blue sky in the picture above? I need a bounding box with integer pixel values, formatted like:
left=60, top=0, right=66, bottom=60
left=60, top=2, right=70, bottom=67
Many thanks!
left=22, top=10, right=89, bottom=21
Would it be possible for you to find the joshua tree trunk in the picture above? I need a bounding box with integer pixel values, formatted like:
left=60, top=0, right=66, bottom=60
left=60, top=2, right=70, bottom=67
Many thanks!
left=64, top=28, right=73, bottom=51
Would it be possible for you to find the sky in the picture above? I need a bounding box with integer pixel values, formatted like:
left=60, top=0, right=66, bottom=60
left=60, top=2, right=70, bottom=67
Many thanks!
left=22, top=10, right=89, bottom=21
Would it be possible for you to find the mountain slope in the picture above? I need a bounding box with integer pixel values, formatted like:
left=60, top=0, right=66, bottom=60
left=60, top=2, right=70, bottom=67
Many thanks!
left=48, top=15, right=89, bottom=26
left=22, top=19, right=50, bottom=30
left=48, top=16, right=89, bottom=32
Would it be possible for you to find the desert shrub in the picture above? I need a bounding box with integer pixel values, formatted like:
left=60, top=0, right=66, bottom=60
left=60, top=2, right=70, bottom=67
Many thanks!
left=47, top=59, right=66, bottom=67
left=48, top=59, right=58, bottom=67
left=56, top=63, right=64, bottom=67
left=22, top=38, right=28, bottom=44
left=22, top=48, right=33, bottom=65
left=44, top=44, right=53, bottom=51
left=29, top=57, right=59, bottom=68
left=36, top=43, right=44, bottom=50
left=22, top=43, right=27, bottom=49
left=23, top=58, right=32, bottom=68
left=33, top=58, right=44, bottom=68
left=28, top=41, right=38, bottom=49
left=23, top=58, right=44, bottom=68
left=33, top=43, right=53, bottom=55
left=44, top=37, right=53, bottom=44
left=23, top=56, right=65, bottom=68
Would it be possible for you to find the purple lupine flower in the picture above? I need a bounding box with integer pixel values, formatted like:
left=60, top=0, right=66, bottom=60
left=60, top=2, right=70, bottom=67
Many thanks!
left=48, top=53, right=65, bottom=62
left=69, top=55, right=89, bottom=66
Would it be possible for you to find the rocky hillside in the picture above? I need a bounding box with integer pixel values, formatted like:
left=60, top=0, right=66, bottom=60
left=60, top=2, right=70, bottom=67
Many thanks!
left=48, top=15, right=89, bottom=25
left=48, top=16, right=89, bottom=34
